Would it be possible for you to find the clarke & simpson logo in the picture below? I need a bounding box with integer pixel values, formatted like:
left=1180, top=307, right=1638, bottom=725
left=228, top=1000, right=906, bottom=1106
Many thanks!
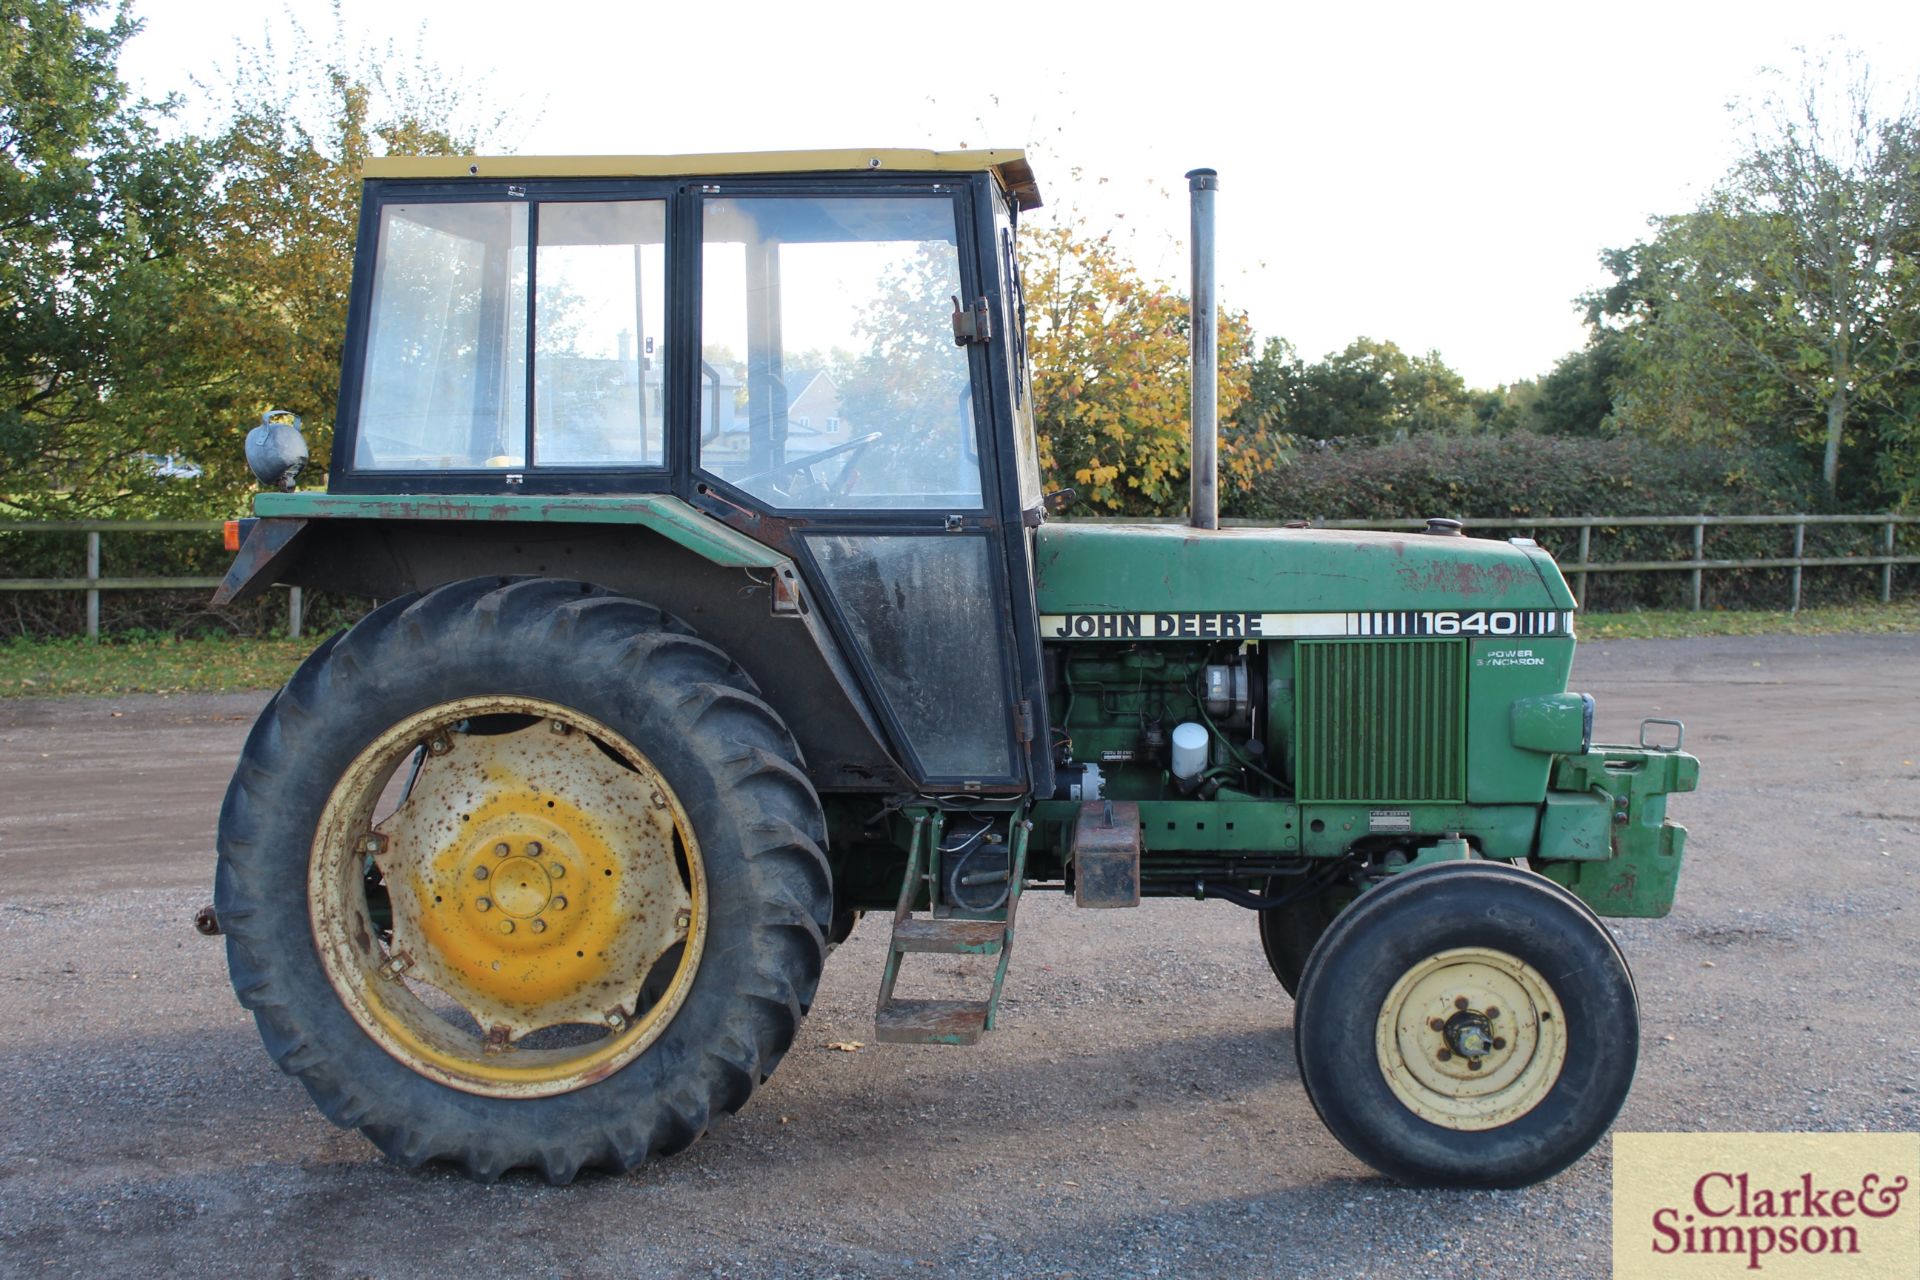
left=1614, top=1133, right=1920, bottom=1278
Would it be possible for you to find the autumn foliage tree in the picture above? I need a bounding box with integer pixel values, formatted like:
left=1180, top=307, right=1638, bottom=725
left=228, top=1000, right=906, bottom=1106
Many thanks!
left=1020, top=223, right=1271, bottom=515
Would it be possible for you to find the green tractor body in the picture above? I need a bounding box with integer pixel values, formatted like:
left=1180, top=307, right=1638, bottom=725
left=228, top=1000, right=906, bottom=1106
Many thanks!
left=210, top=149, right=1698, bottom=1188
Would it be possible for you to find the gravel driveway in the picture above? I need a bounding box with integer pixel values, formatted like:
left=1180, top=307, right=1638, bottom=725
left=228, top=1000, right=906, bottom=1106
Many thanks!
left=1, top=632, right=1915, bottom=1278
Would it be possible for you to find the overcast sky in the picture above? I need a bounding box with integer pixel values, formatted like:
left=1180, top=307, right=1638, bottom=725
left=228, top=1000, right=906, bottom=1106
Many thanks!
left=120, top=0, right=1920, bottom=388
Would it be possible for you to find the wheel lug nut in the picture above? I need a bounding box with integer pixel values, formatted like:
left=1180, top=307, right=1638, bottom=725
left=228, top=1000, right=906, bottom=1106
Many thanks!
left=1437, top=1048, right=1453, bottom=1062
left=530, top=919, right=547, bottom=933
left=1467, top=1058, right=1483, bottom=1071
left=476, top=897, right=492, bottom=912
left=494, top=842, right=510, bottom=857
left=549, top=862, right=565, bottom=878
left=1485, top=1006, right=1500, bottom=1019
left=527, top=840, right=543, bottom=856
left=474, top=865, right=490, bottom=880
left=551, top=896, right=568, bottom=911
left=427, top=733, right=451, bottom=755
left=499, top=920, right=515, bottom=934
left=1428, top=1018, right=1446, bottom=1032
left=1454, top=997, right=1470, bottom=1010
left=1492, top=1037, right=1507, bottom=1050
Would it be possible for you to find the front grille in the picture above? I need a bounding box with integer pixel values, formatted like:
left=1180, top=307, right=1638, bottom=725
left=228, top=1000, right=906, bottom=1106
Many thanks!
left=1295, top=639, right=1467, bottom=803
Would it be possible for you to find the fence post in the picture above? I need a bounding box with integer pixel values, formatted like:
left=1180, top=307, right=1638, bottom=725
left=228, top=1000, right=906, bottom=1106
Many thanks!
left=1790, top=520, right=1805, bottom=613
left=1690, top=519, right=1705, bottom=612
left=288, top=586, right=304, bottom=640
left=85, top=530, right=101, bottom=641
left=1886, top=521, right=1898, bottom=604
left=1576, top=524, right=1591, bottom=609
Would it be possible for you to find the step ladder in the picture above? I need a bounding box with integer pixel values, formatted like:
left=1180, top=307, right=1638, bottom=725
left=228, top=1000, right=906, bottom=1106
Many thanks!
left=874, top=807, right=1030, bottom=1046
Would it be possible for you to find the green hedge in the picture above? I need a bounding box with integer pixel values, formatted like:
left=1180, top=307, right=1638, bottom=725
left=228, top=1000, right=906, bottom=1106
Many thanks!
left=1228, top=433, right=1909, bottom=610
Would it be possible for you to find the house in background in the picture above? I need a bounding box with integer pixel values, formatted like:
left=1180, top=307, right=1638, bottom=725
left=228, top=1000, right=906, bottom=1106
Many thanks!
left=785, top=371, right=846, bottom=442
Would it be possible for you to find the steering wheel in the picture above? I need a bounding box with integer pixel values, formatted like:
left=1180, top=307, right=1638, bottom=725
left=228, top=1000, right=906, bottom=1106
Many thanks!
left=733, top=432, right=882, bottom=504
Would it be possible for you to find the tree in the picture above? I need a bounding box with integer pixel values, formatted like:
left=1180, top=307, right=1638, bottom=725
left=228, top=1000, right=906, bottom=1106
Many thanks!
left=0, top=4, right=502, bottom=516
left=0, top=0, right=212, bottom=513
left=1528, top=340, right=1621, bottom=437
left=1594, top=50, right=1920, bottom=502
left=1283, top=337, right=1477, bottom=440
left=1020, top=222, right=1268, bottom=515
left=139, top=16, right=502, bottom=510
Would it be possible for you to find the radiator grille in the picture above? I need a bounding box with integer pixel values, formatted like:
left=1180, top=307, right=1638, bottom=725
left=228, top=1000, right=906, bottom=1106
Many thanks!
left=1295, top=639, right=1467, bottom=804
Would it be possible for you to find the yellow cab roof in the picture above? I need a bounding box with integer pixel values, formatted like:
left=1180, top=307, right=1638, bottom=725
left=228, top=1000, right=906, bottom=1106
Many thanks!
left=362, top=148, right=1042, bottom=210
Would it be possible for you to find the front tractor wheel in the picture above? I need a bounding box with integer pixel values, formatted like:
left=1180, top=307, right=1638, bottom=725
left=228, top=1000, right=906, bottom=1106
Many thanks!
left=215, top=578, right=831, bottom=1182
left=1292, top=861, right=1638, bottom=1188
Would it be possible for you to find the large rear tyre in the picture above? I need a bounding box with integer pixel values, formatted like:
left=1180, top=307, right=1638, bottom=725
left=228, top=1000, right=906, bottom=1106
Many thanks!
left=1255, top=884, right=1340, bottom=998
left=1293, top=860, right=1638, bottom=1188
left=215, top=577, right=830, bottom=1182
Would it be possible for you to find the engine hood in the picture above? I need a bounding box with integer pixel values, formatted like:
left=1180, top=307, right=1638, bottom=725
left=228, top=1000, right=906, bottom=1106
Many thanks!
left=1033, top=522, right=1575, bottom=617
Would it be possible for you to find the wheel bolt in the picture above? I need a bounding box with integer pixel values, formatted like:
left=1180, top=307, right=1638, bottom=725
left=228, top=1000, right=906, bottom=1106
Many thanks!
left=1428, top=1018, right=1446, bottom=1032
left=550, top=720, right=571, bottom=735
left=1454, top=997, right=1470, bottom=1010
left=1467, top=1058, right=1483, bottom=1071
left=674, top=908, right=691, bottom=934
left=1485, top=1006, right=1500, bottom=1019
left=527, top=840, right=543, bottom=856
left=1437, top=1048, right=1453, bottom=1062
left=474, top=865, right=490, bottom=880
left=551, top=896, right=568, bottom=911
left=1492, top=1037, right=1507, bottom=1050
left=499, top=920, right=515, bottom=934
left=549, top=863, right=565, bottom=878
left=530, top=919, right=547, bottom=933
left=494, top=842, right=510, bottom=857
left=476, top=897, right=492, bottom=912
left=428, top=733, right=451, bottom=756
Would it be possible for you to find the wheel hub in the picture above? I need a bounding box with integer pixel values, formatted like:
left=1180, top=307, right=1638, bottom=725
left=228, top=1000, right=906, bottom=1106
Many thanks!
left=1442, top=1009, right=1496, bottom=1060
left=1374, top=946, right=1568, bottom=1130
left=308, top=697, right=706, bottom=1097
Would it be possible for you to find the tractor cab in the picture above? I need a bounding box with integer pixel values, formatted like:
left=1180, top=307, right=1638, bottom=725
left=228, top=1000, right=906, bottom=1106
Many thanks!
left=245, top=150, right=1054, bottom=794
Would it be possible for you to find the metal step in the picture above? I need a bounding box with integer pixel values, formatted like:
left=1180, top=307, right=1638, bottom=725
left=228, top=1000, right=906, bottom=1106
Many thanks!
left=891, top=918, right=1005, bottom=955
left=874, top=998, right=991, bottom=1046
left=874, top=808, right=1030, bottom=1048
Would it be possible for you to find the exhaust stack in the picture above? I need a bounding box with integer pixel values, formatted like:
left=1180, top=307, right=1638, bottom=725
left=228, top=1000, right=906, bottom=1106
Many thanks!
left=1187, top=168, right=1219, bottom=530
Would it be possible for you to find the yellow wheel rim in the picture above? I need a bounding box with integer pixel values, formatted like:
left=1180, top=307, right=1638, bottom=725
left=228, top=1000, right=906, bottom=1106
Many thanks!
left=1373, top=946, right=1567, bottom=1131
left=309, top=696, right=707, bottom=1098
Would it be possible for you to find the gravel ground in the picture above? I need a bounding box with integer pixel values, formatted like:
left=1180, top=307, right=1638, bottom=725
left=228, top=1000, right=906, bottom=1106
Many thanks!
left=0, top=632, right=1916, bottom=1278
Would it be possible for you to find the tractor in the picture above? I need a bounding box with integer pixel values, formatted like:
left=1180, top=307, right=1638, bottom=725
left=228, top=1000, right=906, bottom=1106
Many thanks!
left=206, top=149, right=1698, bottom=1188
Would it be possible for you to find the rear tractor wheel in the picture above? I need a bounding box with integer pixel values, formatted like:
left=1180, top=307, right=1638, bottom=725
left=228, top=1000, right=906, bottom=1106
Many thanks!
left=215, top=578, right=831, bottom=1182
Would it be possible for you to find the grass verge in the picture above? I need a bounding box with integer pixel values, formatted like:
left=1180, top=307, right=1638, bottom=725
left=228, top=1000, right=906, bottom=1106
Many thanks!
left=1, top=601, right=1916, bottom=697
left=1578, top=600, right=1920, bottom=640
left=0, top=634, right=311, bottom=698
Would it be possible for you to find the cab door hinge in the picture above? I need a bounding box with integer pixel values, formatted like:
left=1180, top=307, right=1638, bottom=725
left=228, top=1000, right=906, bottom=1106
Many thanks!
left=1014, top=699, right=1035, bottom=743
left=951, top=294, right=993, bottom=346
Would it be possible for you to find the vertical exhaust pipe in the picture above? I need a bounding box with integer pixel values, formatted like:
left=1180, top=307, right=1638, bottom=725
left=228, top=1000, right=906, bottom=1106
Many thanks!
left=1187, top=168, right=1219, bottom=531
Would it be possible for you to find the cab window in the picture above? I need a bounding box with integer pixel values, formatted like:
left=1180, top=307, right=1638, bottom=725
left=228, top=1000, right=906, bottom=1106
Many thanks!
left=698, top=195, right=983, bottom=510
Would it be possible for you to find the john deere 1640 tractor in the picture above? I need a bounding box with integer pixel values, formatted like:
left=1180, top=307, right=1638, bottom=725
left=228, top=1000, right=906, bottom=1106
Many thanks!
left=208, top=149, right=1697, bottom=1188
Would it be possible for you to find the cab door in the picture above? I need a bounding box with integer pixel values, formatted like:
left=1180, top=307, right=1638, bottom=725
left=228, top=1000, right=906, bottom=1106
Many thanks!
left=684, top=180, right=1035, bottom=792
